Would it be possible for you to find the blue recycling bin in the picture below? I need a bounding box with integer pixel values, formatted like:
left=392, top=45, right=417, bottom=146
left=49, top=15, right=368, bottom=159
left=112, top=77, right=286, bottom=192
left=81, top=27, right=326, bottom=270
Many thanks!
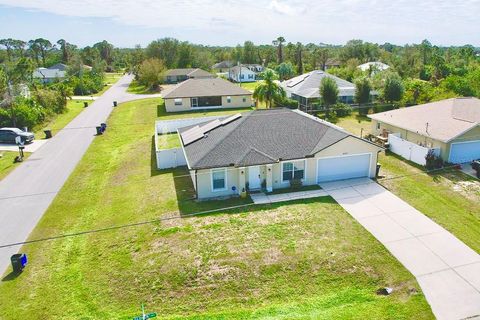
left=11, top=253, right=27, bottom=273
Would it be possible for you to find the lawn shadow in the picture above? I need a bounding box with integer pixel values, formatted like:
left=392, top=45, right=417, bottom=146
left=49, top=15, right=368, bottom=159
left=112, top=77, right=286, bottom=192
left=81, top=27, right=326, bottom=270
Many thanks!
left=1, top=270, right=22, bottom=282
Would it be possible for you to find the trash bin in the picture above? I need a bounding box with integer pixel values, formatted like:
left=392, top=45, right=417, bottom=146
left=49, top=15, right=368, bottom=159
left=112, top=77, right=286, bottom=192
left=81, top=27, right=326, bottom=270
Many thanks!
left=113, top=101, right=117, bottom=107
left=83, top=101, right=88, bottom=108
left=96, top=126, right=103, bottom=135
left=100, top=123, right=107, bottom=131
left=11, top=253, right=27, bottom=273
left=376, top=163, right=381, bottom=177
left=44, top=129, right=52, bottom=139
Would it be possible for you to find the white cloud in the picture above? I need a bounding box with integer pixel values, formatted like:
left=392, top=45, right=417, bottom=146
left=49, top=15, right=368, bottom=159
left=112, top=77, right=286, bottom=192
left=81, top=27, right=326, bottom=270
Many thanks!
left=0, top=0, right=479, bottom=45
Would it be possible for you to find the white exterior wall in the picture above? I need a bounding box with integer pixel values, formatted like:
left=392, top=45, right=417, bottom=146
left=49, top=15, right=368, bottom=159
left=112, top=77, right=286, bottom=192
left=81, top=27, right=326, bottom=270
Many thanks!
left=165, top=95, right=252, bottom=112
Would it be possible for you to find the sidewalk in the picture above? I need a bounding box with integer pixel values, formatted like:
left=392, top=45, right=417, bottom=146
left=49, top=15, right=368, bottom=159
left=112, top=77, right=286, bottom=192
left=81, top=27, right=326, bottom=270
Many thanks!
left=250, top=189, right=327, bottom=204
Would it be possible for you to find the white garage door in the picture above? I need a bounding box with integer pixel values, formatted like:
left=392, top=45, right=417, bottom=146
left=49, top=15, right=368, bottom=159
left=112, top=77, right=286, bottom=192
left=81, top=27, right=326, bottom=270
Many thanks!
left=449, top=141, right=480, bottom=164
left=317, top=154, right=371, bottom=183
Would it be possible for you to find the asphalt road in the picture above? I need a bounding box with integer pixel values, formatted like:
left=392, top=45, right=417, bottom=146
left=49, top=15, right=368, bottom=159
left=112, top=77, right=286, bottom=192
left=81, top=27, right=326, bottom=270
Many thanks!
left=0, top=75, right=159, bottom=274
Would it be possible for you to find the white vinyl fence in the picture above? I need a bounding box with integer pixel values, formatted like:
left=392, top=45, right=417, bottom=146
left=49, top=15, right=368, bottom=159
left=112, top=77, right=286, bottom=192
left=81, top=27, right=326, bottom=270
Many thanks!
left=388, top=134, right=440, bottom=166
left=155, top=116, right=224, bottom=169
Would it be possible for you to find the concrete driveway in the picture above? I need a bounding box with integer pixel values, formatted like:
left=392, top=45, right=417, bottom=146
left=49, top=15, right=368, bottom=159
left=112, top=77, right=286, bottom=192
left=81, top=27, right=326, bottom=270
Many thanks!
left=0, top=140, right=48, bottom=153
left=0, top=74, right=162, bottom=275
left=320, top=178, right=480, bottom=320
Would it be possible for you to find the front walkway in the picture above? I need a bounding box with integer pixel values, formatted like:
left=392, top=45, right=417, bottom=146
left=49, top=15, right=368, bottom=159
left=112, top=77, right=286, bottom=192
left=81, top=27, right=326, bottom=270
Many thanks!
left=460, top=162, right=478, bottom=179
left=320, top=178, right=480, bottom=320
left=250, top=189, right=327, bottom=204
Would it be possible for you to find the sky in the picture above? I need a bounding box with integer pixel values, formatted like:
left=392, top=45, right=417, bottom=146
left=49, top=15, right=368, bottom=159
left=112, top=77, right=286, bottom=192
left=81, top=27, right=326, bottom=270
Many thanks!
left=0, top=0, right=479, bottom=48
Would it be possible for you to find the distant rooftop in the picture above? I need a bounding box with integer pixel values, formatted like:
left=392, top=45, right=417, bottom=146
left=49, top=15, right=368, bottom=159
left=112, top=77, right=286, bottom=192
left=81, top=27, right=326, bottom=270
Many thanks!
left=280, top=70, right=355, bottom=99
left=162, top=78, right=252, bottom=99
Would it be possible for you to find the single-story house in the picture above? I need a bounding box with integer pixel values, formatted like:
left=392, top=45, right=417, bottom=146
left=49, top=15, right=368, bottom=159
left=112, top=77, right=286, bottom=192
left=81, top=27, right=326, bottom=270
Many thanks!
left=162, top=78, right=253, bottom=112
left=33, top=65, right=67, bottom=84
left=179, top=108, right=382, bottom=199
left=280, top=70, right=356, bottom=109
left=358, top=61, right=390, bottom=73
left=164, top=68, right=214, bottom=84
left=228, top=66, right=257, bottom=83
left=212, top=61, right=234, bottom=73
left=368, top=97, right=480, bottom=164
left=324, top=58, right=341, bottom=70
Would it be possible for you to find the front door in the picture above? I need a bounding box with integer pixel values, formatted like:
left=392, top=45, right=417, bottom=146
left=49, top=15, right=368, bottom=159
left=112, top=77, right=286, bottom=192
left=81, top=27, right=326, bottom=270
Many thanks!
left=248, top=166, right=261, bottom=190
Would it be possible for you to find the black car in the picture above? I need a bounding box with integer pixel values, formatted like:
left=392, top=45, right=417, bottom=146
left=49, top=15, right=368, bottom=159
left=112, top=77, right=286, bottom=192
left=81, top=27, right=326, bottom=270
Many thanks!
left=0, top=127, right=35, bottom=144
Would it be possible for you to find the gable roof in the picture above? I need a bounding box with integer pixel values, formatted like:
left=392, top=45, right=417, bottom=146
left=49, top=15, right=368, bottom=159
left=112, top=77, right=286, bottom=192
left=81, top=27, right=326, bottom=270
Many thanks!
left=280, top=70, right=355, bottom=99
left=165, top=68, right=213, bottom=78
left=162, top=78, right=252, bottom=99
left=212, top=61, right=234, bottom=69
left=368, top=97, right=480, bottom=143
left=33, top=67, right=66, bottom=79
left=179, top=108, right=375, bottom=169
left=48, top=63, right=68, bottom=71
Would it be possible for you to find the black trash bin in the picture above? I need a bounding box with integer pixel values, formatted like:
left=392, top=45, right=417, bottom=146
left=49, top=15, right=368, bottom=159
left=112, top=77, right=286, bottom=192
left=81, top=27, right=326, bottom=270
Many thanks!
left=83, top=101, right=88, bottom=108
left=113, top=101, right=117, bottom=107
left=11, top=253, right=27, bottom=273
left=101, top=123, right=107, bottom=131
left=376, top=163, right=381, bottom=177
left=96, top=126, right=103, bottom=135
left=44, top=129, right=52, bottom=139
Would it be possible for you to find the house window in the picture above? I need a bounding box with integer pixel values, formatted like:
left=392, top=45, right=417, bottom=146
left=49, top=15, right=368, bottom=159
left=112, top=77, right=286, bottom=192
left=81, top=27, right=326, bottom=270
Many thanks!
left=376, top=122, right=381, bottom=130
left=248, top=74, right=254, bottom=79
left=242, top=97, right=246, bottom=103
left=227, top=96, right=231, bottom=103
left=191, top=97, right=198, bottom=107
left=174, top=98, right=182, bottom=106
left=212, top=169, right=227, bottom=191
left=240, top=74, right=245, bottom=79
left=282, top=160, right=305, bottom=182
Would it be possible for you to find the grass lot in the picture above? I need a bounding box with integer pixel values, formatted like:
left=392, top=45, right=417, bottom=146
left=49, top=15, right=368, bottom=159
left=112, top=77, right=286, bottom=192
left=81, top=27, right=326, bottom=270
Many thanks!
left=0, top=98, right=433, bottom=319
left=127, top=80, right=154, bottom=94
left=240, top=80, right=263, bottom=92
left=334, top=114, right=480, bottom=253
left=157, top=133, right=181, bottom=149
left=34, top=99, right=89, bottom=137
left=0, top=151, right=30, bottom=181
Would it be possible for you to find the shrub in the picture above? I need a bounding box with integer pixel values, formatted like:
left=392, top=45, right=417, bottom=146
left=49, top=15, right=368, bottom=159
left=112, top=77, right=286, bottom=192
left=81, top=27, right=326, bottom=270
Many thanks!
left=0, top=97, right=45, bottom=128
left=290, top=178, right=303, bottom=189
left=332, top=103, right=352, bottom=117
left=34, top=88, right=67, bottom=115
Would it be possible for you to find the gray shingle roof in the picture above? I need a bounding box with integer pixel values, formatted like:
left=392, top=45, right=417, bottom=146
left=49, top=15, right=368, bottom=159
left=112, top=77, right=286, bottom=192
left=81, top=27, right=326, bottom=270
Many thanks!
left=33, top=68, right=66, bottom=79
left=368, top=97, right=480, bottom=143
left=179, top=108, right=356, bottom=169
left=280, top=70, right=355, bottom=99
left=212, top=61, right=234, bottom=69
left=162, top=78, right=252, bottom=99
left=165, top=68, right=213, bottom=78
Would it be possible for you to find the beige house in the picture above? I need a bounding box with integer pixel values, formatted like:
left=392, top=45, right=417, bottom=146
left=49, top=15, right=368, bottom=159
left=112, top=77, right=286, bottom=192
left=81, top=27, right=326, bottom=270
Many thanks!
left=368, top=97, right=480, bottom=164
left=162, top=78, right=253, bottom=112
left=179, top=108, right=382, bottom=199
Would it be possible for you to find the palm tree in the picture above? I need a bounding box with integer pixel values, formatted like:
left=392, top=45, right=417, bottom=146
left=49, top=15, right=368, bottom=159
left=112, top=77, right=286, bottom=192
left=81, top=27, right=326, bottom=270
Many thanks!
left=272, top=36, right=285, bottom=63
left=253, top=69, right=285, bottom=109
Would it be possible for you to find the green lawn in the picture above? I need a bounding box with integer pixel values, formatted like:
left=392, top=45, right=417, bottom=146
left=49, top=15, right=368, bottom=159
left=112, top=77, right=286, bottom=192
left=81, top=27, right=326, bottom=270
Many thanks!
left=240, top=80, right=263, bottom=92
left=93, top=73, right=124, bottom=96
left=34, top=99, right=89, bottom=137
left=157, top=133, right=181, bottom=149
left=127, top=80, right=154, bottom=94
left=334, top=114, right=480, bottom=253
left=0, top=99, right=434, bottom=319
left=0, top=151, right=30, bottom=181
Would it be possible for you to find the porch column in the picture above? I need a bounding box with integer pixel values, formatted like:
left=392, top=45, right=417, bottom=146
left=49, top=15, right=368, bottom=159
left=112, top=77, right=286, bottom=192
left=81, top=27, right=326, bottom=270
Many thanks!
left=266, top=164, right=273, bottom=192
left=238, top=167, right=246, bottom=194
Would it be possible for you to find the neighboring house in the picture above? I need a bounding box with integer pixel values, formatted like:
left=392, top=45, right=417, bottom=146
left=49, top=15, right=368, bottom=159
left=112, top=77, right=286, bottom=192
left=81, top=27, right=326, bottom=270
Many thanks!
left=228, top=66, right=257, bottom=83
left=179, top=108, right=382, bottom=199
left=212, top=61, right=234, bottom=73
left=162, top=78, right=253, bottom=112
left=280, top=70, right=356, bottom=109
left=164, top=68, right=214, bottom=84
left=324, top=58, right=341, bottom=70
left=33, top=65, right=67, bottom=84
left=358, top=61, right=390, bottom=73
left=368, top=97, right=480, bottom=164
left=243, top=64, right=264, bottom=73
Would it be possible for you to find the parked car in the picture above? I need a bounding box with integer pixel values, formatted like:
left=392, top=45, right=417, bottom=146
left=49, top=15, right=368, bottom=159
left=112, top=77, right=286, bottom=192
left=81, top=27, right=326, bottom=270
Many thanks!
left=0, top=127, right=35, bottom=144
